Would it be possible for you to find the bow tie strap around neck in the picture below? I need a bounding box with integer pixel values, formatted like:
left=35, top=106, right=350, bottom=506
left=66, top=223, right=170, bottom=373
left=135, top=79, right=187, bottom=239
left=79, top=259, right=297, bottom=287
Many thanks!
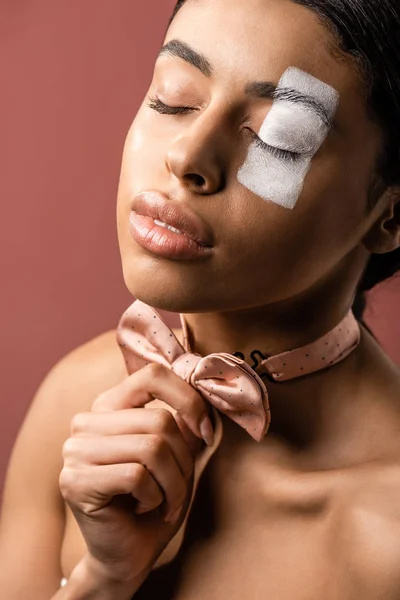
left=259, top=310, right=361, bottom=382
left=116, top=300, right=360, bottom=570
left=179, top=307, right=361, bottom=383
left=117, top=301, right=361, bottom=442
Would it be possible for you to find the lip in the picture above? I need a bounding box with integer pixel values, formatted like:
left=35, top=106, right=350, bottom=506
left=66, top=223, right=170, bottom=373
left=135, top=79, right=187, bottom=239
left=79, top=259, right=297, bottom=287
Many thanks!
left=131, top=191, right=214, bottom=248
left=129, top=190, right=214, bottom=260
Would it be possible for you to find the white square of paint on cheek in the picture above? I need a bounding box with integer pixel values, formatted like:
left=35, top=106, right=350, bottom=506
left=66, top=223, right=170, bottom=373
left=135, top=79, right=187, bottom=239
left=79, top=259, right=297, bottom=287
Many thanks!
left=237, top=67, right=339, bottom=210
left=238, top=144, right=311, bottom=210
left=259, top=102, right=329, bottom=155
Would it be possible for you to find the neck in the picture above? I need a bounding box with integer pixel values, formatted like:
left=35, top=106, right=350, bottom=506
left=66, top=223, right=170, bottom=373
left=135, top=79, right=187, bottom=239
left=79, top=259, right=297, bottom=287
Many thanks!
left=180, top=249, right=365, bottom=362
left=181, top=292, right=353, bottom=363
left=180, top=293, right=371, bottom=465
left=217, top=330, right=393, bottom=470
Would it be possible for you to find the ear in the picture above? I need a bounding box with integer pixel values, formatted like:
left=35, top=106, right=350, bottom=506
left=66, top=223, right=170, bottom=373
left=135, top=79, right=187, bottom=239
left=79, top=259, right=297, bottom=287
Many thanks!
left=363, top=187, right=400, bottom=254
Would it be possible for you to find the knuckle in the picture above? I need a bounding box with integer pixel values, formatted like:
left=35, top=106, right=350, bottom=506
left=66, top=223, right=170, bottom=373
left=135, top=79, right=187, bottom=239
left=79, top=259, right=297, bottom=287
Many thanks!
left=91, top=391, right=110, bottom=411
left=146, top=362, right=166, bottom=378
left=145, top=433, right=166, bottom=458
left=59, top=467, right=77, bottom=499
left=152, top=409, right=175, bottom=433
left=59, top=469, right=90, bottom=509
left=187, top=385, right=206, bottom=407
left=70, top=412, right=90, bottom=435
left=61, top=437, right=78, bottom=459
left=123, top=463, right=146, bottom=489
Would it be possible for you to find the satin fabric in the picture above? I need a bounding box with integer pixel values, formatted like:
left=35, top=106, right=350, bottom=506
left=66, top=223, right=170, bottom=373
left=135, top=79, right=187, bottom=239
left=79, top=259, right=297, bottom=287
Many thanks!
left=116, top=301, right=360, bottom=568
left=117, top=301, right=271, bottom=442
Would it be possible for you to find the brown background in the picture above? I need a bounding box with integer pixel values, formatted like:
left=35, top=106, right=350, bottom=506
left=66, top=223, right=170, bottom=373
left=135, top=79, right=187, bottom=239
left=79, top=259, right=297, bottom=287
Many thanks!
left=0, top=0, right=398, bottom=497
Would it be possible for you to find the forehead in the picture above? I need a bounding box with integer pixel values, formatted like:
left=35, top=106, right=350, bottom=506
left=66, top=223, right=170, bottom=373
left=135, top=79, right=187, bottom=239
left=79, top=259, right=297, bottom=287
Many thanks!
left=165, top=0, right=357, bottom=102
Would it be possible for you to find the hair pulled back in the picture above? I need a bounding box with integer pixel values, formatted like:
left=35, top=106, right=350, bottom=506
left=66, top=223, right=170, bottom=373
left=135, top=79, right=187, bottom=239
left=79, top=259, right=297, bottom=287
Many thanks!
left=169, top=0, right=400, bottom=320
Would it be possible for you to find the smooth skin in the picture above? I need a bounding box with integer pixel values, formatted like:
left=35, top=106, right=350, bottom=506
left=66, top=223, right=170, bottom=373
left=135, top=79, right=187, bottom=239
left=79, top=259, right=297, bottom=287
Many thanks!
left=1, top=0, right=400, bottom=598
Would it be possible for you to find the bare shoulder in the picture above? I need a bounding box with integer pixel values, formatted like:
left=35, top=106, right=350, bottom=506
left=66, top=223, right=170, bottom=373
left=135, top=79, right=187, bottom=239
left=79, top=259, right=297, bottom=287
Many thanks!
left=50, top=325, right=184, bottom=416
left=6, top=328, right=132, bottom=476
left=16, top=324, right=185, bottom=449
left=25, top=328, right=131, bottom=435
left=0, top=328, right=138, bottom=596
left=57, top=328, right=129, bottom=412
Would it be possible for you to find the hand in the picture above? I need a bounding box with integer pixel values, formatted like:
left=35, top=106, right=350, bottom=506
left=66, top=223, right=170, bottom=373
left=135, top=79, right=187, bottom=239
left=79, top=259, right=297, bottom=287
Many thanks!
left=59, top=363, right=214, bottom=583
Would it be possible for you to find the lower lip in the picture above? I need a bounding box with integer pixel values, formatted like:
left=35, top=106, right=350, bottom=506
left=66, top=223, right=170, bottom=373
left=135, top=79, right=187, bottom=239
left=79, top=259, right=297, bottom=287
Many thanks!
left=129, top=212, right=213, bottom=260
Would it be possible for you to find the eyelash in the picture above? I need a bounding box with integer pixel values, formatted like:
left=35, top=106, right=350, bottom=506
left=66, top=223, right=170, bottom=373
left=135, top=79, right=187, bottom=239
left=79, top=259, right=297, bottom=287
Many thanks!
left=146, top=96, right=301, bottom=163
left=251, top=135, right=301, bottom=163
left=147, top=96, right=195, bottom=115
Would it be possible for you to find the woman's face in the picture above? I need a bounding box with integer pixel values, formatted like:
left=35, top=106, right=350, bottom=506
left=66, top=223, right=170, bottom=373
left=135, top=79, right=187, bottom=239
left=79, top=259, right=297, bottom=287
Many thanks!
left=117, top=0, right=383, bottom=313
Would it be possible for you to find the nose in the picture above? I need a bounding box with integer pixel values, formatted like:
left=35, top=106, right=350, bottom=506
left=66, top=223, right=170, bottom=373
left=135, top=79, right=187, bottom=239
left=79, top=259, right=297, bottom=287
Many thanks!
left=165, top=113, right=228, bottom=195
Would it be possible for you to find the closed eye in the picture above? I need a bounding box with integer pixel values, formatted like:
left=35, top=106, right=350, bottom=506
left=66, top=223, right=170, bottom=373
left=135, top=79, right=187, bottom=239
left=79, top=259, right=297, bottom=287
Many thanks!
left=147, top=96, right=302, bottom=163
left=147, top=96, right=197, bottom=115
left=250, top=132, right=301, bottom=163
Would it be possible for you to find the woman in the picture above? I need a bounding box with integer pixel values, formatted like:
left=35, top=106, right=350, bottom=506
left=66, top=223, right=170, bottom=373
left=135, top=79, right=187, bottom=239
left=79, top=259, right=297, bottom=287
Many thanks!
left=1, top=0, right=400, bottom=597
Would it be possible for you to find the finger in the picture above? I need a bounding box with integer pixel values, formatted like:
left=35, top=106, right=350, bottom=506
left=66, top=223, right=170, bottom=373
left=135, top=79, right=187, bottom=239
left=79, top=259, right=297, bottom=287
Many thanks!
left=70, top=409, right=194, bottom=481
left=92, top=364, right=214, bottom=445
left=62, top=435, right=187, bottom=517
left=59, top=463, right=164, bottom=514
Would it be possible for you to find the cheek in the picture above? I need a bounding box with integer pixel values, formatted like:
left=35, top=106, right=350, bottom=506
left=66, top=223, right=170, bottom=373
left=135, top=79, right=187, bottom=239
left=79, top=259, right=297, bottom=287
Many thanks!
left=237, top=104, right=330, bottom=211
left=237, top=66, right=339, bottom=210
left=238, top=147, right=312, bottom=210
left=124, top=110, right=156, bottom=164
left=229, top=152, right=367, bottom=281
left=118, top=111, right=165, bottom=199
left=117, top=116, right=153, bottom=236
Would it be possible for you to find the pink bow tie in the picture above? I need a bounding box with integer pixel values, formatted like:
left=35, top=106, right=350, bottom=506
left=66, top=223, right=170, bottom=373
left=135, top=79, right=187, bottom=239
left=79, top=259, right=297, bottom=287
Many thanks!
left=116, top=300, right=271, bottom=442
left=116, top=300, right=360, bottom=569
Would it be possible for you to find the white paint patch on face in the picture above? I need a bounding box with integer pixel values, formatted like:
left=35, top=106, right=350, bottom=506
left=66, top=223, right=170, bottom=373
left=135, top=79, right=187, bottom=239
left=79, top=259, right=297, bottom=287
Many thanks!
left=238, top=67, right=339, bottom=210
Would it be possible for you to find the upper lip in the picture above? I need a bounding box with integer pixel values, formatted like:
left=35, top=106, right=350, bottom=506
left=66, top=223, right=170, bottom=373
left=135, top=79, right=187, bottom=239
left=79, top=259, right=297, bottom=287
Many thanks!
left=131, top=191, right=214, bottom=247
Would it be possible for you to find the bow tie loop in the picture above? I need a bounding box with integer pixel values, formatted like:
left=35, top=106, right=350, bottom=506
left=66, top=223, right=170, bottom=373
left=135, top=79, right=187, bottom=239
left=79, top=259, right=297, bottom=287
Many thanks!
left=116, top=302, right=271, bottom=442
left=171, top=352, right=269, bottom=442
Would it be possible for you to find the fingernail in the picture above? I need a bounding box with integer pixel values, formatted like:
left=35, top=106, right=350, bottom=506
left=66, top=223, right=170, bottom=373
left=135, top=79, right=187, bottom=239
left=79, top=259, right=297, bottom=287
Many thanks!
left=200, top=415, right=214, bottom=447
left=136, top=502, right=152, bottom=515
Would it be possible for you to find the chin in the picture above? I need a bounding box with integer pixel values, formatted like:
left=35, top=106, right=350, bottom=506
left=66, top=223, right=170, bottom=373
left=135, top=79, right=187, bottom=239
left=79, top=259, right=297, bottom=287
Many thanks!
left=119, top=249, right=267, bottom=314
left=118, top=248, right=213, bottom=313
left=122, top=282, right=204, bottom=313
left=120, top=265, right=227, bottom=314
left=126, top=289, right=185, bottom=312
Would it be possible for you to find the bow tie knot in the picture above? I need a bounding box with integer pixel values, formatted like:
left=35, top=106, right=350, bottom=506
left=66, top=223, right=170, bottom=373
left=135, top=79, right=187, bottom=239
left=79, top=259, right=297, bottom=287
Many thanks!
left=171, top=352, right=269, bottom=442
left=117, top=302, right=270, bottom=442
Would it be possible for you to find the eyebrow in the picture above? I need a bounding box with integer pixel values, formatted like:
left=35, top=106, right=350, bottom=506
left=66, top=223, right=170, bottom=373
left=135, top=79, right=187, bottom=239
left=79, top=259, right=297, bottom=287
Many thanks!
left=158, top=39, right=333, bottom=128
left=159, top=39, right=213, bottom=78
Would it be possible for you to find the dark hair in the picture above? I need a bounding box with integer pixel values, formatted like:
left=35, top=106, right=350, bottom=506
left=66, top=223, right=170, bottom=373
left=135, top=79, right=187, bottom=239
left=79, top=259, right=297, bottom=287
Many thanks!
left=169, top=0, right=400, bottom=321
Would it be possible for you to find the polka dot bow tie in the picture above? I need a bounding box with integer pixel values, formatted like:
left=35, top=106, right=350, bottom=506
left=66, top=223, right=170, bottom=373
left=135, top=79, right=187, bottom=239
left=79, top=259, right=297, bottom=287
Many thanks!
left=116, top=299, right=360, bottom=443
left=116, top=300, right=360, bottom=569
left=117, top=300, right=271, bottom=442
